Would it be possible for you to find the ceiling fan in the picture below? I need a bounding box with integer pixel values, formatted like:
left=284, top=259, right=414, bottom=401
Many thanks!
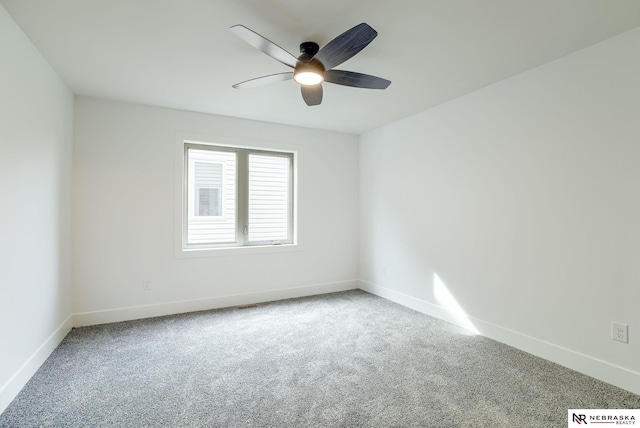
left=230, top=23, right=391, bottom=106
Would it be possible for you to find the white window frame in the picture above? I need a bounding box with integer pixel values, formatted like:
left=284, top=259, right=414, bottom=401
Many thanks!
left=175, top=135, right=299, bottom=258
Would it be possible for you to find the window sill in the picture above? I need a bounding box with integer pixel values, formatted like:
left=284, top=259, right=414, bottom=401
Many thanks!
left=175, top=243, right=300, bottom=259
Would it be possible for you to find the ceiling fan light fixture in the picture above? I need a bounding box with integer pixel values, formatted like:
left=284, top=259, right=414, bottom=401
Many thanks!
left=294, top=70, right=324, bottom=85
left=230, top=23, right=390, bottom=105
left=293, top=59, right=324, bottom=86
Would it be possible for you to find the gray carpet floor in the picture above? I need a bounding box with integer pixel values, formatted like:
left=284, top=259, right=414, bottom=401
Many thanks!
left=1, top=290, right=638, bottom=427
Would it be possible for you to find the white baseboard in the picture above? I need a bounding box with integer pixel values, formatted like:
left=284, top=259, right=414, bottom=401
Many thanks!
left=0, top=315, right=73, bottom=415
left=358, top=280, right=640, bottom=396
left=73, top=279, right=359, bottom=327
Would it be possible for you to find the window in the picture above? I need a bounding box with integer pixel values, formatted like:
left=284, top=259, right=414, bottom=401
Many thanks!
left=194, top=162, right=223, bottom=216
left=184, top=143, right=295, bottom=249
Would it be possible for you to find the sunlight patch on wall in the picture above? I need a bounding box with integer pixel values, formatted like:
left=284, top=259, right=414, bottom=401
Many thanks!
left=433, top=273, right=479, bottom=335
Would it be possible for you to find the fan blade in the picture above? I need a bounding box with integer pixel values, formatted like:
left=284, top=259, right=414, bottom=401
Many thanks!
left=232, top=72, right=294, bottom=89
left=230, top=25, right=298, bottom=68
left=301, top=84, right=323, bottom=106
left=313, top=23, right=377, bottom=70
left=324, top=70, right=391, bottom=89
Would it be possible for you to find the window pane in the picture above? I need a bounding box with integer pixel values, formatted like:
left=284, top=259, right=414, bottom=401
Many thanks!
left=194, top=161, right=223, bottom=217
left=187, top=149, right=236, bottom=244
left=248, top=153, right=290, bottom=242
left=197, top=188, right=220, bottom=216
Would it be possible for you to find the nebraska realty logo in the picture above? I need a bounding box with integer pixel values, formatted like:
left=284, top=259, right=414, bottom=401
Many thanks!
left=569, top=409, right=639, bottom=425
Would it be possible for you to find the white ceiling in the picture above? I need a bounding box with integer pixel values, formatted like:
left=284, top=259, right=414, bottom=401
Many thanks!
left=3, top=0, right=640, bottom=134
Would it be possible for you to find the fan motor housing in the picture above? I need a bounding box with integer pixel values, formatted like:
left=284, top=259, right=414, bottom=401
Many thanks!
left=295, top=42, right=324, bottom=83
left=299, top=42, right=320, bottom=59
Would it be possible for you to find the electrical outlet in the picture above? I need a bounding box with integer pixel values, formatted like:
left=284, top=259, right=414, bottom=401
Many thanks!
left=611, top=322, right=628, bottom=343
left=143, top=280, right=151, bottom=291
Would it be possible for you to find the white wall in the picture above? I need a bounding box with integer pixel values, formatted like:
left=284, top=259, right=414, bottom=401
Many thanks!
left=0, top=4, right=74, bottom=412
left=359, top=27, right=640, bottom=394
left=72, top=97, right=359, bottom=323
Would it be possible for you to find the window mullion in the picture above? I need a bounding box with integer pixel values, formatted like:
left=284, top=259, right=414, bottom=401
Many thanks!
left=236, top=149, right=249, bottom=246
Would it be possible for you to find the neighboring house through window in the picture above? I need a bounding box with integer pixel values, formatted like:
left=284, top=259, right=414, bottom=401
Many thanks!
left=183, top=142, right=295, bottom=249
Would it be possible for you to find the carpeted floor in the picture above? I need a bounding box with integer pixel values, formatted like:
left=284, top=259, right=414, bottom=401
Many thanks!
left=1, top=290, right=638, bottom=427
